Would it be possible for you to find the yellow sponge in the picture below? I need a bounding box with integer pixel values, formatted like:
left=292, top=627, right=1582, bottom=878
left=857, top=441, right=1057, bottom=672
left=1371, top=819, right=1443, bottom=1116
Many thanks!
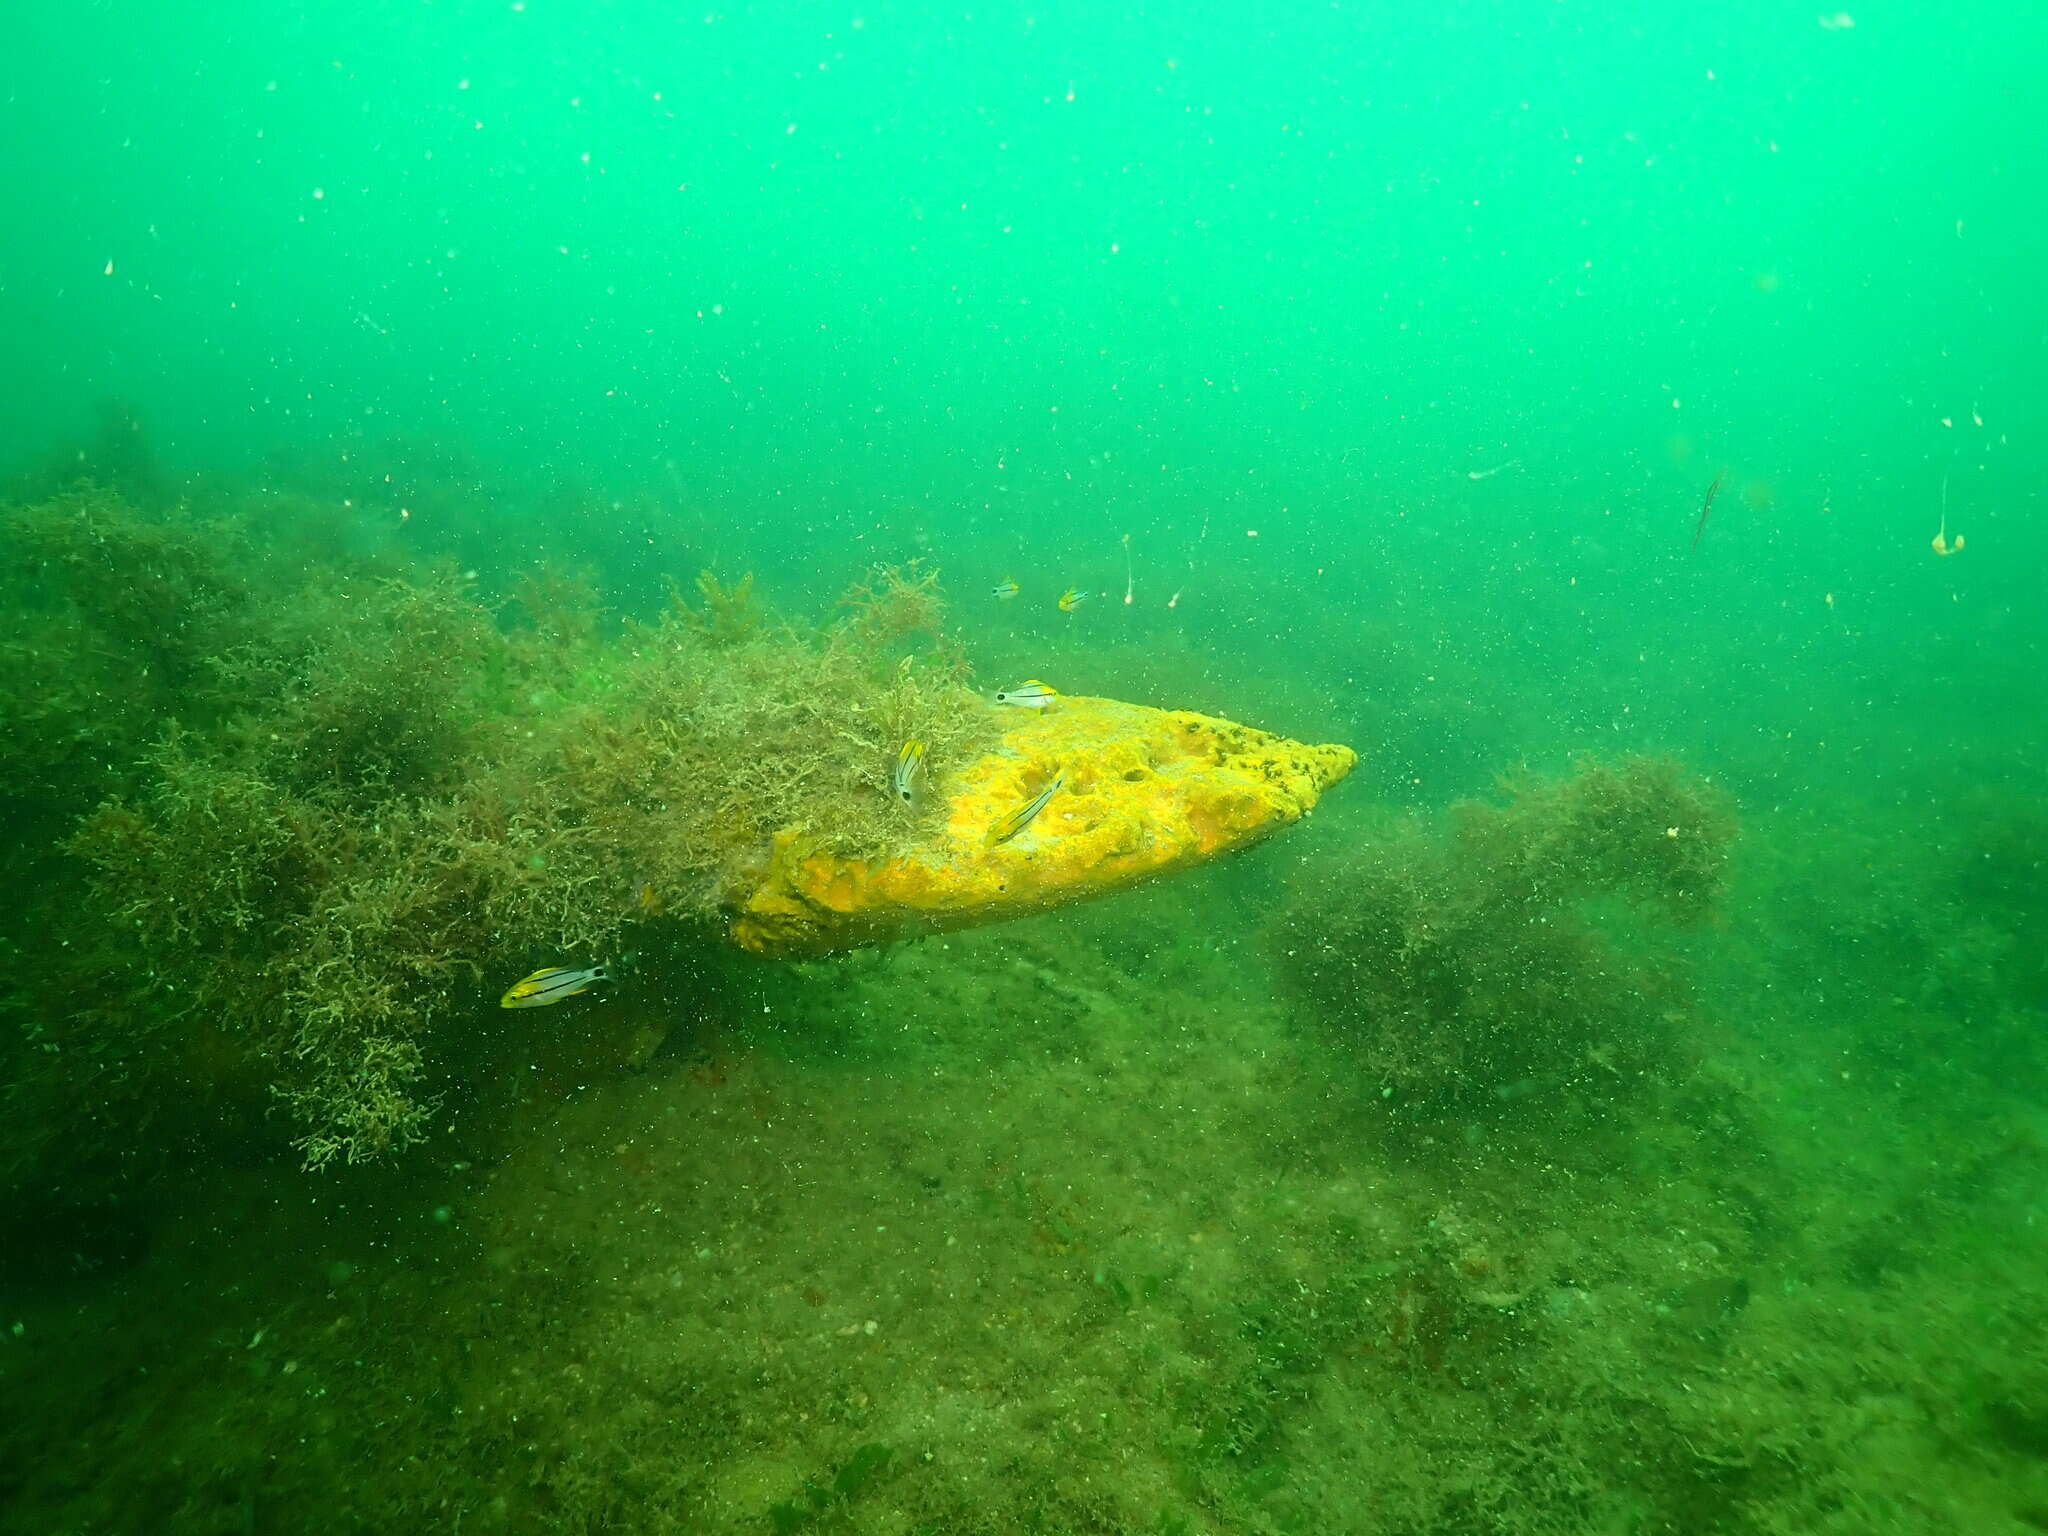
left=731, top=695, right=1355, bottom=956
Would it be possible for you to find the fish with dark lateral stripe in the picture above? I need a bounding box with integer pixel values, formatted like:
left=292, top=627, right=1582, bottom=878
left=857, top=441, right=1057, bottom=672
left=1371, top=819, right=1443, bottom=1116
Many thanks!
left=500, top=964, right=611, bottom=1009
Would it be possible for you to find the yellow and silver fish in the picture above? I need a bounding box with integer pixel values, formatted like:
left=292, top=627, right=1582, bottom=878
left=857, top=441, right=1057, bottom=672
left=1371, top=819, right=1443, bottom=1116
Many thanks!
left=984, top=772, right=1066, bottom=847
left=994, top=679, right=1059, bottom=709
left=991, top=577, right=1020, bottom=600
left=892, top=739, right=927, bottom=807
left=500, top=964, right=611, bottom=1009
left=1057, top=587, right=1091, bottom=613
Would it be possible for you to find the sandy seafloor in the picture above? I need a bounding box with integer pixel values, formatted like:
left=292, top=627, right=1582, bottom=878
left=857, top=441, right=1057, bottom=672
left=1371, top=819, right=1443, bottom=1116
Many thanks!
left=6, top=795, right=2047, bottom=1536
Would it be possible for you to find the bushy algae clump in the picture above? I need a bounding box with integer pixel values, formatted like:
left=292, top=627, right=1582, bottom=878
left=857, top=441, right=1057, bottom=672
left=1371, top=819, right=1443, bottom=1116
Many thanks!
left=1279, top=756, right=1737, bottom=1125
left=0, top=485, right=269, bottom=836
left=1, top=485, right=994, bottom=1178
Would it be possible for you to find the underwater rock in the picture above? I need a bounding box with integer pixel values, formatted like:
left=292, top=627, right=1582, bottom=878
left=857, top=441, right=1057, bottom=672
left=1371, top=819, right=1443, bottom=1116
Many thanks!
left=1275, top=754, right=1736, bottom=1128
left=731, top=695, right=1355, bottom=955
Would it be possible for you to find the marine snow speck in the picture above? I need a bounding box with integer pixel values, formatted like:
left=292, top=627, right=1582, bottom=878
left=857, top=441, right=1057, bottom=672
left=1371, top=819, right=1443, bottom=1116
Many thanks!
left=499, top=964, right=611, bottom=1009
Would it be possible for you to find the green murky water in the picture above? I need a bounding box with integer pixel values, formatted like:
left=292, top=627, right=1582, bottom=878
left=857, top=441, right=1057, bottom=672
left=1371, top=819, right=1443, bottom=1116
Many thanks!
left=3, top=4, right=2045, bottom=1532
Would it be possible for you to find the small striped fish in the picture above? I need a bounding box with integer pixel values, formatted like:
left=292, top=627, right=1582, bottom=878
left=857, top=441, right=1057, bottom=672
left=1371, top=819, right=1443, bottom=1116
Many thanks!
left=500, top=964, right=610, bottom=1009
left=984, top=772, right=1066, bottom=847
left=994, top=679, right=1058, bottom=709
left=893, top=739, right=928, bottom=808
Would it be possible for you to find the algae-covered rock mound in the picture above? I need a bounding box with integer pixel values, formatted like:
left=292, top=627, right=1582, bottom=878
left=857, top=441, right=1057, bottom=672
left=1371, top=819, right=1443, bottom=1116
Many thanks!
left=1277, top=755, right=1737, bottom=1129
left=3, top=487, right=1356, bottom=1174
left=733, top=696, right=1356, bottom=955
